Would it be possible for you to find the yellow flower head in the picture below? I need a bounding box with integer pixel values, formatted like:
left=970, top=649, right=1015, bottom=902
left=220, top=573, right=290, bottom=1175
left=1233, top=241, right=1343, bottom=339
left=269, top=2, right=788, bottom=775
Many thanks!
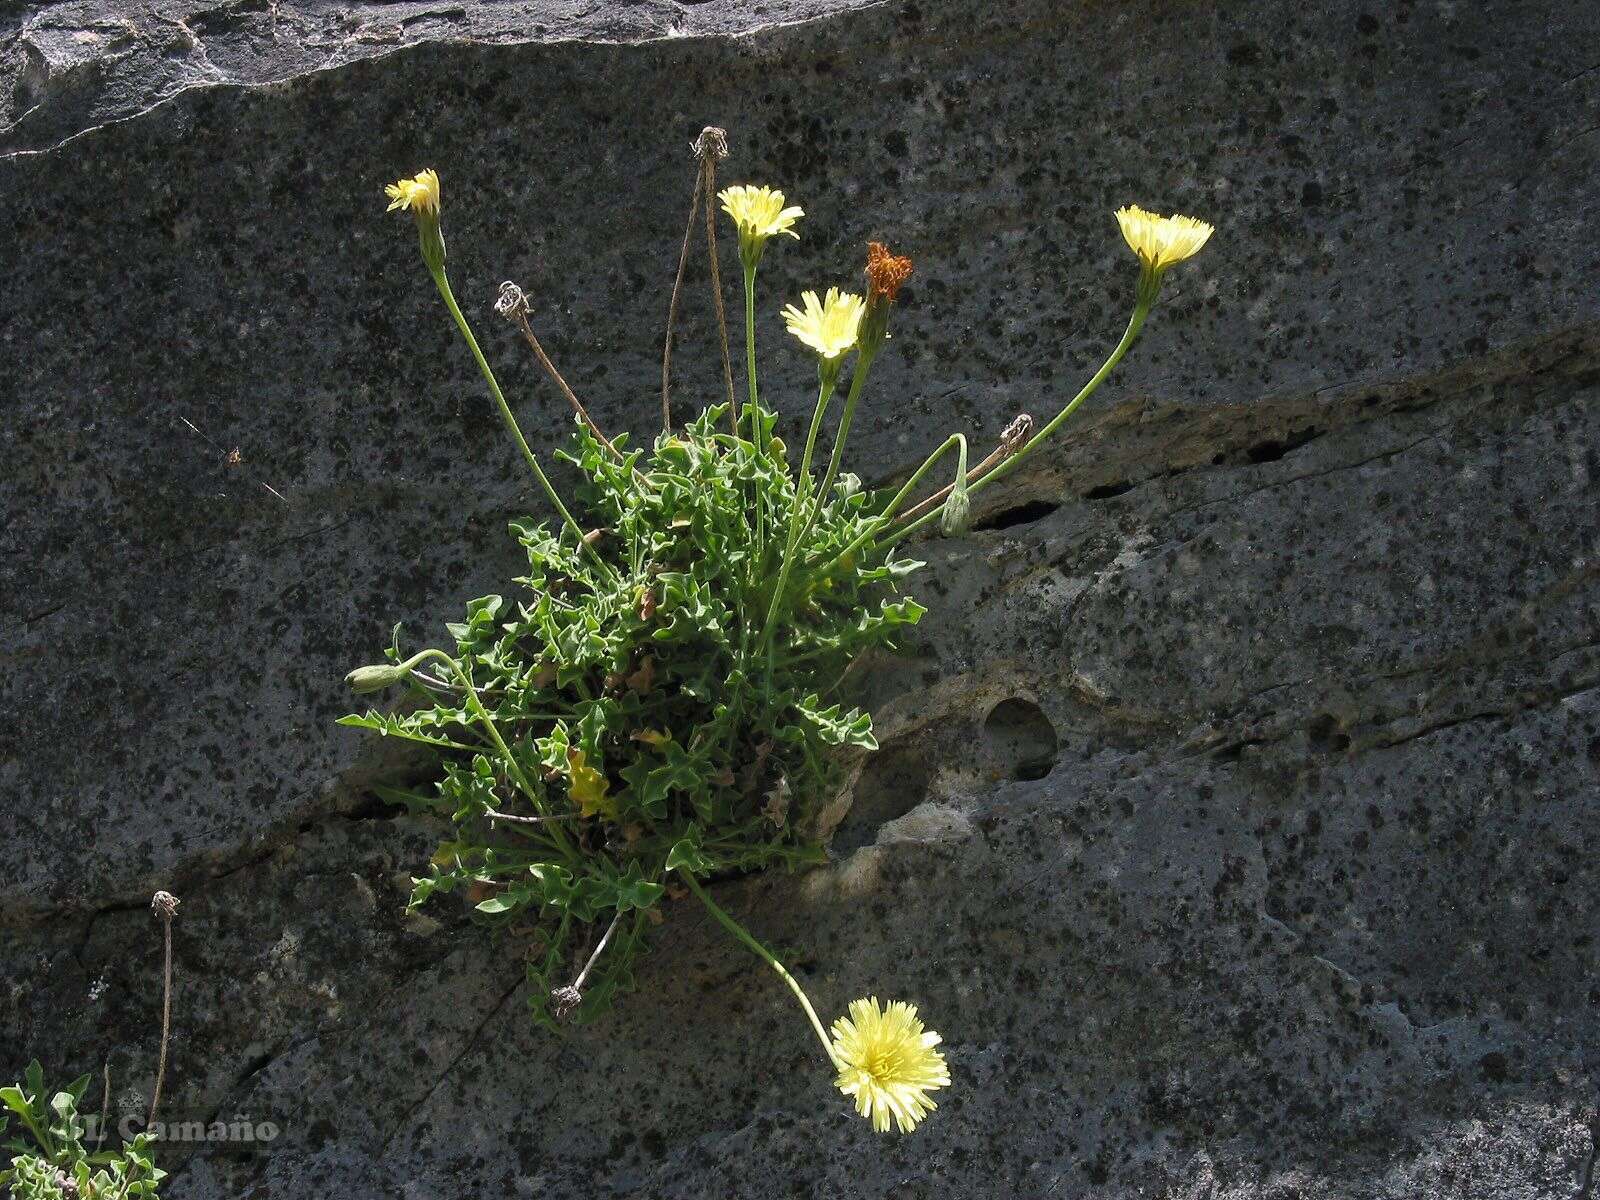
left=1114, top=204, right=1214, bottom=272
left=385, top=169, right=442, bottom=217
left=781, top=288, right=866, bottom=361
left=719, top=184, right=803, bottom=259
left=830, top=997, right=950, bottom=1134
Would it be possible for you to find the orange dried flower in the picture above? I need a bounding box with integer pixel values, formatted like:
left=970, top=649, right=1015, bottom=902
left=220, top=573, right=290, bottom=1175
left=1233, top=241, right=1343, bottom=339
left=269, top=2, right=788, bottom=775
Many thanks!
left=865, top=242, right=914, bottom=303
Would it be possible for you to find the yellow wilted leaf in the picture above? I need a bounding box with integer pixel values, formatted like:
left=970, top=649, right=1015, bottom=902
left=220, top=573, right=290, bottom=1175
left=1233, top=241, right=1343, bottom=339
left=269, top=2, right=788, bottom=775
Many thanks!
left=567, top=748, right=615, bottom=820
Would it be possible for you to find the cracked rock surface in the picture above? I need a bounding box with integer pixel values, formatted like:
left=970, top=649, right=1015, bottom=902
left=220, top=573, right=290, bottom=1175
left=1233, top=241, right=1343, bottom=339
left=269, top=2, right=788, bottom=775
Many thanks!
left=2, top=1, right=1598, bottom=1197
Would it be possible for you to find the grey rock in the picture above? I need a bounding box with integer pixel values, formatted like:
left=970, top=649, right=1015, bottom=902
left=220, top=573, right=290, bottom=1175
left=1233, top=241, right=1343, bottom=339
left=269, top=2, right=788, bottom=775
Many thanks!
left=2, top=0, right=1598, bottom=1197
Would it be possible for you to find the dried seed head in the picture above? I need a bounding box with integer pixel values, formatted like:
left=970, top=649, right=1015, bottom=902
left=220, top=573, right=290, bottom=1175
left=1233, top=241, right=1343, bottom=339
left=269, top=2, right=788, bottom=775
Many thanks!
left=550, top=985, right=583, bottom=1020
left=151, top=891, right=180, bottom=920
left=495, top=281, right=530, bottom=321
left=1000, top=413, right=1034, bottom=453
left=693, top=126, right=729, bottom=161
left=865, top=241, right=914, bottom=304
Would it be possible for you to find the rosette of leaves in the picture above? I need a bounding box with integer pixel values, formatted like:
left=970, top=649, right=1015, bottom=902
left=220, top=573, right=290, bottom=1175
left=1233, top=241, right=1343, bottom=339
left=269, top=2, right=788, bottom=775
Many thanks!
left=1, top=1063, right=163, bottom=1199
left=341, top=402, right=923, bottom=1027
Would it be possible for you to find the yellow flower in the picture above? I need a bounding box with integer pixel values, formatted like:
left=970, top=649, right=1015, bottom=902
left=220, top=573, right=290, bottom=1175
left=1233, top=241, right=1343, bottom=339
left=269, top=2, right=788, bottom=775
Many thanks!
left=385, top=169, right=442, bottom=216
left=830, top=997, right=950, bottom=1133
left=718, top=184, right=803, bottom=245
left=781, top=288, right=866, bottom=361
left=385, top=169, right=445, bottom=272
left=1114, top=204, right=1214, bottom=272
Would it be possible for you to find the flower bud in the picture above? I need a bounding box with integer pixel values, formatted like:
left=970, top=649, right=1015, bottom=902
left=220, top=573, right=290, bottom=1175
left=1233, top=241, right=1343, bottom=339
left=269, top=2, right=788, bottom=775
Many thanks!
left=345, top=663, right=412, bottom=693
left=940, top=434, right=972, bottom=536
left=939, top=482, right=972, bottom=536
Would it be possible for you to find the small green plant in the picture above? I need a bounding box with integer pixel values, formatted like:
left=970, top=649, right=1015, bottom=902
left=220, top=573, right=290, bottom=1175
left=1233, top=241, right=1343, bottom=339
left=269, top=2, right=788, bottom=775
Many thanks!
left=2, top=893, right=179, bottom=1197
left=0, top=1066, right=162, bottom=1200
left=345, top=133, right=1211, bottom=1132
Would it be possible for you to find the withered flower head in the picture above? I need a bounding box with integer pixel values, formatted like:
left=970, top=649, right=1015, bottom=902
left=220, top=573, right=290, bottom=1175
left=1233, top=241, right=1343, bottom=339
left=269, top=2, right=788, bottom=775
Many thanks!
left=693, top=126, right=729, bottom=161
left=865, top=241, right=914, bottom=303
left=495, top=280, right=530, bottom=321
left=999, top=413, right=1034, bottom=453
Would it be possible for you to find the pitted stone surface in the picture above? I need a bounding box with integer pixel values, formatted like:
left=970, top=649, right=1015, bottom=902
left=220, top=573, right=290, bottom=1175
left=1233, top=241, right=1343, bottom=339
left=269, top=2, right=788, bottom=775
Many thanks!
left=2, top=1, right=1598, bottom=1197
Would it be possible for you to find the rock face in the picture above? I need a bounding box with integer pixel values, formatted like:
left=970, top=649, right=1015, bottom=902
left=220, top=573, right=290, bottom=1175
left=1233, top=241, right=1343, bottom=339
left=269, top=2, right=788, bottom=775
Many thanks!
left=2, top=1, right=1597, bottom=1197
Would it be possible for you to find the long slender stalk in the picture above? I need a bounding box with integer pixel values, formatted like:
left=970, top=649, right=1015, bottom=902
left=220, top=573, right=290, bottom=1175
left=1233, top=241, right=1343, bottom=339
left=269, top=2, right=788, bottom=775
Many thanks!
left=569, top=909, right=623, bottom=993
left=679, top=870, right=839, bottom=1068
left=791, top=351, right=874, bottom=561
left=740, top=260, right=768, bottom=586
left=94, top=1063, right=110, bottom=1150
left=147, top=895, right=177, bottom=1129
left=817, top=432, right=966, bottom=573
left=877, top=304, right=1149, bottom=553
left=661, top=167, right=704, bottom=431
left=742, top=262, right=762, bottom=446
left=704, top=177, right=736, bottom=432
left=758, top=371, right=838, bottom=667
left=508, top=307, right=625, bottom=463
left=429, top=268, right=616, bottom=583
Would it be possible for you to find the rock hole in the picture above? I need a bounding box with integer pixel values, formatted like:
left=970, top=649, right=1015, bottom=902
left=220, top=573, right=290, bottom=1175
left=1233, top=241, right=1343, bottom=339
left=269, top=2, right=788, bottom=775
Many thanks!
left=831, top=739, right=937, bottom=853
left=1245, top=426, right=1320, bottom=464
left=973, top=498, right=1059, bottom=531
left=1307, top=713, right=1352, bottom=753
left=234, top=1050, right=273, bottom=1086
left=343, top=790, right=409, bottom=821
left=1212, top=737, right=1264, bottom=763
left=1083, top=480, right=1134, bottom=501
left=982, top=698, right=1058, bottom=781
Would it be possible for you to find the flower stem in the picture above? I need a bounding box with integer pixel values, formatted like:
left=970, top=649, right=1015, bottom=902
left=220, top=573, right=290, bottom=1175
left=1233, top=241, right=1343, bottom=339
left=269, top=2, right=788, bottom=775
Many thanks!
left=759, top=370, right=838, bottom=672
left=742, top=262, right=762, bottom=448
left=662, top=165, right=703, bottom=432
left=794, top=349, right=874, bottom=556
left=429, top=267, right=616, bottom=583
left=877, top=303, right=1149, bottom=553
left=147, top=910, right=173, bottom=1128
left=678, top=870, right=840, bottom=1068
left=817, top=432, right=966, bottom=574
left=740, top=259, right=769, bottom=589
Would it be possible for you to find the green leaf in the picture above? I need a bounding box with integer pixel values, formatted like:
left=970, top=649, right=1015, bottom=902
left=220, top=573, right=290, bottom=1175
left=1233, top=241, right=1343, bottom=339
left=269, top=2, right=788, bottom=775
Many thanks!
left=0, top=1088, right=31, bottom=1124
left=665, top=835, right=714, bottom=875
left=335, top=712, right=476, bottom=751
left=793, top=695, right=878, bottom=750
